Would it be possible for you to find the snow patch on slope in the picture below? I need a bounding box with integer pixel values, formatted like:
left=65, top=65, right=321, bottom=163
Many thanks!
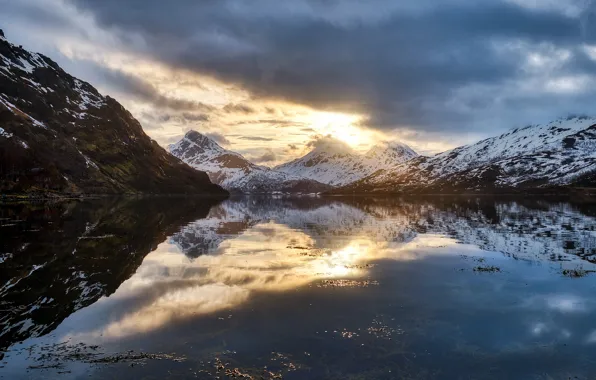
left=0, top=127, right=13, bottom=138
left=0, top=94, right=48, bottom=129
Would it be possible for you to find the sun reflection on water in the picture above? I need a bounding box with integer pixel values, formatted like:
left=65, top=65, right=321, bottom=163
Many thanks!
left=63, top=221, right=461, bottom=341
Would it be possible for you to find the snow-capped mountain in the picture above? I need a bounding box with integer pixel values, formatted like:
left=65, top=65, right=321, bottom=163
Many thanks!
left=169, top=131, right=331, bottom=193
left=0, top=30, right=225, bottom=196
left=333, top=116, right=596, bottom=194
left=274, top=137, right=418, bottom=186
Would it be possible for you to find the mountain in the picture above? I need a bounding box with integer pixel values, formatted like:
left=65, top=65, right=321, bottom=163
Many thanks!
left=332, top=116, right=596, bottom=194
left=274, top=137, right=418, bottom=186
left=0, top=30, right=226, bottom=196
left=169, top=130, right=331, bottom=193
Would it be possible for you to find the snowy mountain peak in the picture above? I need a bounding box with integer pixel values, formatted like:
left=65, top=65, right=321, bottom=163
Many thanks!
left=365, top=141, right=418, bottom=161
left=170, top=132, right=331, bottom=193
left=275, top=138, right=418, bottom=186
left=170, top=130, right=249, bottom=174
left=178, top=130, right=227, bottom=155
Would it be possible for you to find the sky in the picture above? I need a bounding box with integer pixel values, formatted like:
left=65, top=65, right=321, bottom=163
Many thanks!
left=2, top=0, right=596, bottom=165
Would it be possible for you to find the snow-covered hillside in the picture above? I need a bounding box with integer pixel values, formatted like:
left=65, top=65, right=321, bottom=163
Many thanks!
left=274, top=137, right=418, bottom=186
left=169, top=131, right=331, bottom=193
left=334, top=116, right=596, bottom=193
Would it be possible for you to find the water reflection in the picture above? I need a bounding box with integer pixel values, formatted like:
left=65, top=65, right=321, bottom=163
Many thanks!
left=52, top=197, right=596, bottom=342
left=0, top=197, right=218, bottom=352
left=2, top=196, right=596, bottom=378
left=172, top=196, right=596, bottom=262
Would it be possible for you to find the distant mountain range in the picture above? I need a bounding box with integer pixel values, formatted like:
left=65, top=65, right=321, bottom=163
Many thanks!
left=0, top=30, right=225, bottom=196
left=332, top=116, right=596, bottom=194
left=169, top=131, right=332, bottom=193
left=171, top=117, right=596, bottom=195
left=170, top=132, right=418, bottom=192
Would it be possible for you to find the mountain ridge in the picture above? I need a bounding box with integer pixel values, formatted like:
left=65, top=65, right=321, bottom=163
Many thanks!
left=331, top=116, right=596, bottom=194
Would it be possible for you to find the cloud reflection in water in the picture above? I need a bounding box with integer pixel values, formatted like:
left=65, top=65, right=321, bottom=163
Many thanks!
left=62, top=197, right=596, bottom=344
left=66, top=220, right=461, bottom=340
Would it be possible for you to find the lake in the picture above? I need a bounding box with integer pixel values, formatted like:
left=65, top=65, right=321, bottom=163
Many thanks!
left=1, top=196, right=596, bottom=379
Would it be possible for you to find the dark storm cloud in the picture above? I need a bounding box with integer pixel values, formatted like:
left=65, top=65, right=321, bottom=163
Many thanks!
left=6, top=0, right=596, bottom=135
left=66, top=0, right=596, bottom=132
left=94, top=65, right=215, bottom=112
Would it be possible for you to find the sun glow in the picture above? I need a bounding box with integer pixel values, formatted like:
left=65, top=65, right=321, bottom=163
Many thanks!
left=55, top=31, right=393, bottom=158
left=300, top=110, right=376, bottom=150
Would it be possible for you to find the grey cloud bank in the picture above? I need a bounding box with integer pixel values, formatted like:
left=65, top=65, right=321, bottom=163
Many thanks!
left=4, top=0, right=596, bottom=138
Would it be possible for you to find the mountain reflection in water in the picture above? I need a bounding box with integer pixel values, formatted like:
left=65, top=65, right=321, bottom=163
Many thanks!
left=2, top=196, right=596, bottom=379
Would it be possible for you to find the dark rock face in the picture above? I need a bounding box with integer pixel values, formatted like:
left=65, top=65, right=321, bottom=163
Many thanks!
left=0, top=33, right=226, bottom=196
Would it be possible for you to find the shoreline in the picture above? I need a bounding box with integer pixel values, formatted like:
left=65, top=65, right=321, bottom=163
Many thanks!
left=0, top=192, right=230, bottom=204
left=2, top=187, right=596, bottom=203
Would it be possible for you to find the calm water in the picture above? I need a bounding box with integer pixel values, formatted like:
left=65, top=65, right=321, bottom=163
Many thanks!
left=2, top=196, right=596, bottom=379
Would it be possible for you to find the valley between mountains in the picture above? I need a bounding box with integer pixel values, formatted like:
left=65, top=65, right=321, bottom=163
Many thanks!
left=1, top=30, right=596, bottom=196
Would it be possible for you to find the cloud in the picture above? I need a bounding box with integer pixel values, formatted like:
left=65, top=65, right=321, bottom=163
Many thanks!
left=205, top=132, right=230, bottom=145
left=181, top=112, right=210, bottom=122
left=5, top=0, right=596, bottom=146
left=238, top=136, right=274, bottom=141
left=306, top=134, right=354, bottom=153
left=253, top=148, right=277, bottom=163
left=223, top=103, right=255, bottom=114
left=94, top=65, right=215, bottom=112
left=60, top=0, right=596, bottom=135
left=231, top=119, right=306, bottom=127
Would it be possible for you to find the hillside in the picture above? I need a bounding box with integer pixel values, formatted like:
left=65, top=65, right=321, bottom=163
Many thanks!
left=0, top=30, right=226, bottom=196
left=332, top=116, right=596, bottom=194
